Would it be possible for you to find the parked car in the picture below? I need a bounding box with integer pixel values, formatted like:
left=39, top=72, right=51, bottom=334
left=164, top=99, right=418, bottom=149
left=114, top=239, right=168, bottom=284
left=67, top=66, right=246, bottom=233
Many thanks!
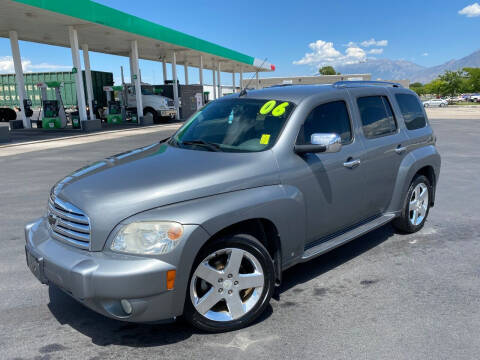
left=423, top=98, right=448, bottom=107
left=470, top=94, right=480, bottom=103
left=450, top=95, right=466, bottom=103
left=25, top=82, right=441, bottom=332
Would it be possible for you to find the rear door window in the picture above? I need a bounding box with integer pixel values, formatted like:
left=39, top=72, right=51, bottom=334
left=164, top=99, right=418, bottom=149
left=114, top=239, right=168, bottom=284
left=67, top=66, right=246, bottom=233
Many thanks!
left=395, top=94, right=427, bottom=130
left=357, top=96, right=397, bottom=138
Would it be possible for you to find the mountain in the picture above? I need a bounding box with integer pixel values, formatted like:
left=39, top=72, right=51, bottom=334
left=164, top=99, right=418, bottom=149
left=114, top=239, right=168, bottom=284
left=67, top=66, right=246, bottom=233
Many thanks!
left=411, top=50, right=480, bottom=83
left=336, top=59, right=425, bottom=81
left=335, top=49, right=480, bottom=84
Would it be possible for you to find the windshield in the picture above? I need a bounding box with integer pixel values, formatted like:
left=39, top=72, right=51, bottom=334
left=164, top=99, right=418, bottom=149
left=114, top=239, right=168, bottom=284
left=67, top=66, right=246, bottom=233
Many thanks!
left=141, top=86, right=155, bottom=95
left=169, top=98, right=295, bottom=152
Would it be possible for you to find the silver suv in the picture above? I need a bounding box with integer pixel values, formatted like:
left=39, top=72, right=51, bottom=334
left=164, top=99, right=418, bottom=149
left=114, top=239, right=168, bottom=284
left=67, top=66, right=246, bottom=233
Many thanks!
left=25, top=81, right=441, bottom=332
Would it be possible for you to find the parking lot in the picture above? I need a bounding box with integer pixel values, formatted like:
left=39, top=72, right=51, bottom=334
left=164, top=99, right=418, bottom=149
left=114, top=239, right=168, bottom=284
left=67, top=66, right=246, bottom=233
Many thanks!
left=0, top=112, right=479, bottom=360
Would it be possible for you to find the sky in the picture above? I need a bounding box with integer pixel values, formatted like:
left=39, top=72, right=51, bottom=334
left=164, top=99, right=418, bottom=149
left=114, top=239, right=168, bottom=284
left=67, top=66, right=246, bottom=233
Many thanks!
left=0, top=0, right=479, bottom=86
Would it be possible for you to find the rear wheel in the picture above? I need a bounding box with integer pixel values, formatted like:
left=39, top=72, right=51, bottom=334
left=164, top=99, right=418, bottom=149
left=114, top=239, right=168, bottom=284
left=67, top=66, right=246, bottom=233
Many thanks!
left=393, top=175, right=432, bottom=233
left=184, top=234, right=275, bottom=332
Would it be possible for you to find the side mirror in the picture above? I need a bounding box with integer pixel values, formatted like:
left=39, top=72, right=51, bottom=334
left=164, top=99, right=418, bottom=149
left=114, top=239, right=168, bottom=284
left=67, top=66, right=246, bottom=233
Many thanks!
left=294, top=133, right=342, bottom=154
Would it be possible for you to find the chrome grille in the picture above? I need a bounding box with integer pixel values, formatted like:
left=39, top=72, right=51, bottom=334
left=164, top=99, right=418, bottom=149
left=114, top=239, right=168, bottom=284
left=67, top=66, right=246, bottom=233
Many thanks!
left=48, top=196, right=91, bottom=249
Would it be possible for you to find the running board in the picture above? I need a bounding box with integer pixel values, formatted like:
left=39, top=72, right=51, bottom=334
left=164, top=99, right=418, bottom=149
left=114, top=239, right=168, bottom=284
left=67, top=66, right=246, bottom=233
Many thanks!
left=301, top=214, right=395, bottom=261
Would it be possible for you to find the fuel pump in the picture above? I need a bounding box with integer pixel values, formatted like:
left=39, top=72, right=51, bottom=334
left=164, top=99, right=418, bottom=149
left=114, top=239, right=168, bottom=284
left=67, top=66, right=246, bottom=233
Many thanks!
left=103, top=85, right=126, bottom=124
left=36, top=81, right=67, bottom=129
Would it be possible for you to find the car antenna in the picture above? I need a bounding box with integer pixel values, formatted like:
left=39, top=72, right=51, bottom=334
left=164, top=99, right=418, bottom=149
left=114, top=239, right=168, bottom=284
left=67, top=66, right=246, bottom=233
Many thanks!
left=238, top=58, right=268, bottom=97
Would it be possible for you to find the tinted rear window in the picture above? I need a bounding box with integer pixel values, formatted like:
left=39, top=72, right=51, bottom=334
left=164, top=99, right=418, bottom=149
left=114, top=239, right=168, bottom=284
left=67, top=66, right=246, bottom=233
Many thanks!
left=395, top=94, right=427, bottom=130
left=357, top=96, right=397, bottom=138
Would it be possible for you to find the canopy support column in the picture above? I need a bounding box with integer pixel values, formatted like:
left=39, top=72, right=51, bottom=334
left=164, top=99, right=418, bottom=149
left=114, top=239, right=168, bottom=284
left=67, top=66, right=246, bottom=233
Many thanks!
left=130, top=40, right=143, bottom=121
left=162, top=59, right=167, bottom=84
left=129, top=52, right=134, bottom=84
left=232, top=72, right=236, bottom=93
left=217, top=63, right=221, bottom=98
left=68, top=26, right=87, bottom=121
left=212, top=66, right=217, bottom=100
left=81, top=44, right=95, bottom=120
left=9, top=30, right=30, bottom=128
left=239, top=70, right=243, bottom=91
left=184, top=62, right=189, bottom=85
left=199, top=56, right=204, bottom=105
left=172, top=52, right=179, bottom=120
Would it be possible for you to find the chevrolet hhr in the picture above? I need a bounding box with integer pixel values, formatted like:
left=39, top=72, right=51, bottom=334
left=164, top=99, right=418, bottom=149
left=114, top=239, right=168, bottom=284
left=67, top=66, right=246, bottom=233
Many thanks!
left=25, top=81, right=441, bottom=332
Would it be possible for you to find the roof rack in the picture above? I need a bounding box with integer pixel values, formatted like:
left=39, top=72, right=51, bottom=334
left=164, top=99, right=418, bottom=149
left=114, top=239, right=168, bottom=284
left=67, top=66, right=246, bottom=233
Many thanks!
left=333, top=80, right=403, bottom=88
left=268, top=84, right=295, bottom=88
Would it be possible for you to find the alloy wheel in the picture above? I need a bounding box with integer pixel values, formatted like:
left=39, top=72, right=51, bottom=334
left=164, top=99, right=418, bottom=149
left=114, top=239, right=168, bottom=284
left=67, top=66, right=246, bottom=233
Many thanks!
left=190, top=248, right=265, bottom=322
left=408, top=183, right=429, bottom=226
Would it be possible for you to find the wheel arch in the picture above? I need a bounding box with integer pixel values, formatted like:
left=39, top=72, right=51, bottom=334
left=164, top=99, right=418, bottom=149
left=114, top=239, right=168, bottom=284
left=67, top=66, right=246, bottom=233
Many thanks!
left=415, top=165, right=436, bottom=206
left=201, top=218, right=283, bottom=286
left=387, top=145, right=441, bottom=213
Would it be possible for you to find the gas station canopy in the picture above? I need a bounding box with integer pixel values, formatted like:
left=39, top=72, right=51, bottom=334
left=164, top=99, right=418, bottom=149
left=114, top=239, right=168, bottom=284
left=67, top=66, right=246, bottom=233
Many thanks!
left=0, top=0, right=275, bottom=73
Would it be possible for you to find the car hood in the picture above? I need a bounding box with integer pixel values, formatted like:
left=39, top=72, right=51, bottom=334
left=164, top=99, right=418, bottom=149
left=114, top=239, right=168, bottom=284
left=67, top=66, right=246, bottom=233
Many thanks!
left=53, top=142, right=280, bottom=250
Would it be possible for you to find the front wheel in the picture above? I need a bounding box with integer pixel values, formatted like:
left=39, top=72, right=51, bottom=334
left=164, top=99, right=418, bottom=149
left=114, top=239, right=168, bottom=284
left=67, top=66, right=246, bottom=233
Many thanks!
left=184, top=234, right=275, bottom=332
left=143, top=108, right=159, bottom=123
left=393, top=175, right=432, bottom=233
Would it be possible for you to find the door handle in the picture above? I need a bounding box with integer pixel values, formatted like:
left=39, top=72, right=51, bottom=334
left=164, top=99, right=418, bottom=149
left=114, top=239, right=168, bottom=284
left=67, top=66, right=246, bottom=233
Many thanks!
left=343, top=159, right=361, bottom=169
left=395, top=145, right=407, bottom=154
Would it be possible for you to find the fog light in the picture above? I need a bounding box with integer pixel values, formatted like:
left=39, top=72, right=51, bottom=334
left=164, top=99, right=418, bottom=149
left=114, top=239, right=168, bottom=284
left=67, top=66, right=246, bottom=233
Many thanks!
left=120, top=299, right=132, bottom=315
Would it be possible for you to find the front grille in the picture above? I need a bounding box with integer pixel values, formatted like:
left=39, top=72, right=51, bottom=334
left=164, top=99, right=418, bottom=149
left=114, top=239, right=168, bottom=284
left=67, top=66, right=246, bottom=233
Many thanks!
left=48, top=196, right=91, bottom=250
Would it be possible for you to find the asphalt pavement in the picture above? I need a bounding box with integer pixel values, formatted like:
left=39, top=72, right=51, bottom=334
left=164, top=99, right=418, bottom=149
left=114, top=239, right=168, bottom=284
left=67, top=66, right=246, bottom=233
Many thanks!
left=0, top=118, right=479, bottom=360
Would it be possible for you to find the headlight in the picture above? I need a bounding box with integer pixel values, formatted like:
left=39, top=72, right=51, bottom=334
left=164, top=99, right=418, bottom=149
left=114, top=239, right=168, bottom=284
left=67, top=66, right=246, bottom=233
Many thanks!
left=111, top=221, right=183, bottom=255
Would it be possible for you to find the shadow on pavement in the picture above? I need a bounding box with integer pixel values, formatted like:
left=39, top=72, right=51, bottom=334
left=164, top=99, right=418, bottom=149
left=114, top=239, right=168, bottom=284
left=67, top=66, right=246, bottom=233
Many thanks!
left=280, top=224, right=396, bottom=294
left=48, top=286, right=194, bottom=347
left=47, top=224, right=395, bottom=346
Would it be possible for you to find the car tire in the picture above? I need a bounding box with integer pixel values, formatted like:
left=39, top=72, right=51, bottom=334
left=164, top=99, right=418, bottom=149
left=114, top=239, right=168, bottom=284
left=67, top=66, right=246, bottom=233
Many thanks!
left=184, top=234, right=275, bottom=333
left=392, top=174, right=432, bottom=234
left=424, top=103, right=429, bottom=108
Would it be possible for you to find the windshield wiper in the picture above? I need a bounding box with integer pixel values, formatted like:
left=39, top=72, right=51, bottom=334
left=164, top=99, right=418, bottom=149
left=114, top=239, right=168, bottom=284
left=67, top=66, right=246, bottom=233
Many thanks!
left=179, top=140, right=221, bottom=152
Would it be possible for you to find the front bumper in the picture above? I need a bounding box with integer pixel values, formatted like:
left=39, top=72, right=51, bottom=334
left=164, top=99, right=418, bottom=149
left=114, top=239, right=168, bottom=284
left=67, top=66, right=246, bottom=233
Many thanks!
left=159, top=109, right=176, bottom=117
left=25, top=217, right=208, bottom=322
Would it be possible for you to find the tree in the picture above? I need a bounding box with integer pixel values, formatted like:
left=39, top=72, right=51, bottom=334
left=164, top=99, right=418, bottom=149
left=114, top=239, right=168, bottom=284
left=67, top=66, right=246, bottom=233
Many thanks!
left=410, top=82, right=425, bottom=96
left=463, top=67, right=480, bottom=93
left=319, top=66, right=336, bottom=75
left=424, top=79, right=447, bottom=97
left=438, top=70, right=465, bottom=96
left=410, top=82, right=423, bottom=88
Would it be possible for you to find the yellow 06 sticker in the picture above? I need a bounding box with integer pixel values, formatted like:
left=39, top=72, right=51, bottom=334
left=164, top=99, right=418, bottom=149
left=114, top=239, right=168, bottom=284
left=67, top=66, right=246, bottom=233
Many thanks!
left=259, top=100, right=289, bottom=117
left=272, top=102, right=289, bottom=117
left=259, top=100, right=276, bottom=115
left=260, top=134, right=271, bottom=145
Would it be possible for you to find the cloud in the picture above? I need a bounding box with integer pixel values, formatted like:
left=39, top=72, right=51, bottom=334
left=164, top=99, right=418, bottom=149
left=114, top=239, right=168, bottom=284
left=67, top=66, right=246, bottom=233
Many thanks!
left=459, top=2, right=480, bottom=17
left=422, top=52, right=429, bottom=56
left=0, top=56, right=70, bottom=74
left=360, top=38, right=388, bottom=47
left=293, top=40, right=366, bottom=66
left=368, top=48, right=384, bottom=55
